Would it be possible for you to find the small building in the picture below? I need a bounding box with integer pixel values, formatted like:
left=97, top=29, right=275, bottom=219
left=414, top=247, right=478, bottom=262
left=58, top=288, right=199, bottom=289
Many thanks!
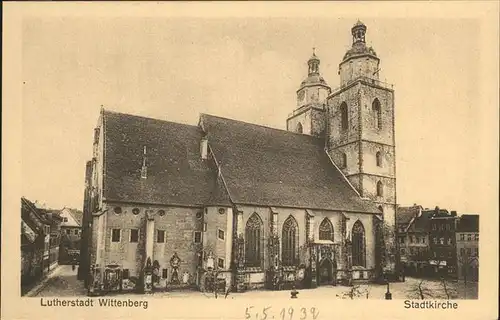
left=404, top=209, right=432, bottom=275
left=428, top=208, right=458, bottom=277
left=21, top=198, right=52, bottom=293
left=38, top=208, right=64, bottom=272
left=396, top=205, right=422, bottom=265
left=58, top=207, right=83, bottom=264
left=456, top=214, right=479, bottom=281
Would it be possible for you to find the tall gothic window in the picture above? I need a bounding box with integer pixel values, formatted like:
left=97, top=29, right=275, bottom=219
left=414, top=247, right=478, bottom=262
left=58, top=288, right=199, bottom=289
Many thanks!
left=372, top=98, right=382, bottom=130
left=296, top=122, right=303, bottom=134
left=352, top=220, right=366, bottom=267
left=245, top=213, right=263, bottom=268
left=340, top=102, right=348, bottom=131
left=376, top=151, right=382, bottom=167
left=319, top=218, right=334, bottom=241
left=282, top=216, right=299, bottom=266
left=377, top=181, right=384, bottom=197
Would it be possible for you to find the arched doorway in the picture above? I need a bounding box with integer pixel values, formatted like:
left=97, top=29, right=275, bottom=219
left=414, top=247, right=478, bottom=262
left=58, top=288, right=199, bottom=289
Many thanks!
left=318, top=259, right=333, bottom=285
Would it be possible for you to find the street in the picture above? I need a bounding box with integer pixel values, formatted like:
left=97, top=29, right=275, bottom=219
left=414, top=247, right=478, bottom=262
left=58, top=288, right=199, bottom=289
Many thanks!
left=31, top=265, right=87, bottom=297
left=31, top=265, right=478, bottom=300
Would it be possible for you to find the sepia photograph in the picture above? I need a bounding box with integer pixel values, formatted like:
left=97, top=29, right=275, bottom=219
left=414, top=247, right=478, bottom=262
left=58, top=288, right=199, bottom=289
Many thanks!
left=2, top=2, right=499, bottom=320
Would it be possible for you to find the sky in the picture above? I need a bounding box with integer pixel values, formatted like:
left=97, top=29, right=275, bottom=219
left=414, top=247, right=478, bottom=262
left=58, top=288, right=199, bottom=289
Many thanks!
left=20, top=15, right=492, bottom=214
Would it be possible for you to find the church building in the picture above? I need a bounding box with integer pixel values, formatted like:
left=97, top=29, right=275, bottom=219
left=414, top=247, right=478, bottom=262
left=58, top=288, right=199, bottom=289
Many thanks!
left=80, top=21, right=397, bottom=295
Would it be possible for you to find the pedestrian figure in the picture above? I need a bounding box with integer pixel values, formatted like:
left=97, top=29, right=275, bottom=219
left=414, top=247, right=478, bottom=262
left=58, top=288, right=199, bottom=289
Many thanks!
left=72, top=264, right=76, bottom=271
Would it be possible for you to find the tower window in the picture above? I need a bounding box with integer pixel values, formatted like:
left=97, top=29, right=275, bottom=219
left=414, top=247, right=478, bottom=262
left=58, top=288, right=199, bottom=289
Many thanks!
left=340, top=103, right=348, bottom=131
left=372, top=98, right=382, bottom=130
left=376, top=181, right=384, bottom=197
left=376, top=151, right=382, bottom=167
left=341, top=153, right=347, bottom=169
left=296, top=122, right=303, bottom=134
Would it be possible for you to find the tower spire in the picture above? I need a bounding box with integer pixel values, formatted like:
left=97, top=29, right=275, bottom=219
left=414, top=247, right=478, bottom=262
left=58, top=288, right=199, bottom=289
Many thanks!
left=352, top=20, right=367, bottom=44
left=308, top=48, right=320, bottom=76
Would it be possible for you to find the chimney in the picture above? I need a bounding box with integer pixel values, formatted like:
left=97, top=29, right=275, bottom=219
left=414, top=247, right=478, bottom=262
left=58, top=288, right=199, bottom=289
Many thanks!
left=451, top=211, right=457, bottom=217
left=200, top=136, right=208, bottom=160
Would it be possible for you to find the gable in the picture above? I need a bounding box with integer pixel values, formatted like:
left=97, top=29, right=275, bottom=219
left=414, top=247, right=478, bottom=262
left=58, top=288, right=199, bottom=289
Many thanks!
left=60, top=208, right=81, bottom=227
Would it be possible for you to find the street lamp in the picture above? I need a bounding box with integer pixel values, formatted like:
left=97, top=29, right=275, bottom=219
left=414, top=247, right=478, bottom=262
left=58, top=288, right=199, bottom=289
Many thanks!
left=384, top=273, right=392, bottom=300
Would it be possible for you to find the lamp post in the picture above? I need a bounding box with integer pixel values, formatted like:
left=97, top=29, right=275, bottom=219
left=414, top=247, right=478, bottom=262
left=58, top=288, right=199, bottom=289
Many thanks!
left=384, top=274, right=392, bottom=300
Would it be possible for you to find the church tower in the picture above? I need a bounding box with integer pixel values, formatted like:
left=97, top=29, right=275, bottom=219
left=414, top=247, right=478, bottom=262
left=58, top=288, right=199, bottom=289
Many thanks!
left=286, top=49, right=331, bottom=136
left=325, top=21, right=397, bottom=269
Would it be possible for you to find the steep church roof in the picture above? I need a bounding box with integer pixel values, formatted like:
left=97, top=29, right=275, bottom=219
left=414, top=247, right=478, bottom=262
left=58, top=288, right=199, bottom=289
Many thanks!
left=200, top=114, right=380, bottom=213
left=101, top=110, right=379, bottom=213
left=102, top=110, right=218, bottom=207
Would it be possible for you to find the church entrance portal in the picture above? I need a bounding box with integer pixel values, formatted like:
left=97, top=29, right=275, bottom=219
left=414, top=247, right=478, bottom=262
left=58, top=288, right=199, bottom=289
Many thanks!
left=318, top=259, right=332, bottom=285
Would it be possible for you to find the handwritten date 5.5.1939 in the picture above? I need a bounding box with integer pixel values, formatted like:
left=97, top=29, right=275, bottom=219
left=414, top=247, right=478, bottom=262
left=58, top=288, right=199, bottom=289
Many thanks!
left=245, top=306, right=320, bottom=320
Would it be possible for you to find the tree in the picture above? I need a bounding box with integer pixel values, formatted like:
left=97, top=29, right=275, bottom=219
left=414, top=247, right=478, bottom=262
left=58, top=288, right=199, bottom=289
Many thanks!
left=406, top=279, right=434, bottom=300
left=457, top=252, right=478, bottom=299
left=336, top=284, right=371, bottom=299
left=439, top=275, right=458, bottom=300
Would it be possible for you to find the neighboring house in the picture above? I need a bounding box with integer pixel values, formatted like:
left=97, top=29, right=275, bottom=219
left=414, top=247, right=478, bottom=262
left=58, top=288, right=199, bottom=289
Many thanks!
left=456, top=214, right=479, bottom=281
left=429, top=208, right=458, bottom=277
left=21, top=197, right=52, bottom=293
left=396, top=205, right=422, bottom=265
left=58, top=207, right=83, bottom=264
left=38, top=208, right=64, bottom=272
left=404, top=209, right=432, bottom=275
left=80, top=21, right=398, bottom=295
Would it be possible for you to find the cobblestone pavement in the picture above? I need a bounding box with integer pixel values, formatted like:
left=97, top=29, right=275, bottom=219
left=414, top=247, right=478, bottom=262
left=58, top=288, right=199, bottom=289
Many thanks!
left=33, top=271, right=478, bottom=300
left=137, top=277, right=478, bottom=300
left=32, top=265, right=87, bottom=297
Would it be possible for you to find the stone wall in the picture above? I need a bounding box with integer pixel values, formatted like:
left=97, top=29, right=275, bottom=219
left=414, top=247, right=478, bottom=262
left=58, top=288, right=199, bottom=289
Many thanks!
left=101, top=203, right=202, bottom=286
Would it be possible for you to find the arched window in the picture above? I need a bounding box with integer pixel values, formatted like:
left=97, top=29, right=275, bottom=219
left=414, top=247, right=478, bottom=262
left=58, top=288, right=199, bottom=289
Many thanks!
left=372, top=98, right=382, bottom=130
left=282, top=216, right=299, bottom=266
left=319, top=218, right=334, bottom=241
left=342, top=153, right=347, bottom=168
left=296, top=122, right=303, bottom=134
left=352, top=220, right=366, bottom=267
left=340, top=102, right=348, bottom=131
left=245, top=213, right=263, bottom=267
left=378, top=205, right=384, bottom=213
left=376, top=151, right=382, bottom=167
left=377, top=181, right=384, bottom=197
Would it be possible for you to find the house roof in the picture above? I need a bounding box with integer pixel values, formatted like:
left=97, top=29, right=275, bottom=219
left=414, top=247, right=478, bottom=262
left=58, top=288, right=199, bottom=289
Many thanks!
left=396, top=205, right=420, bottom=225
left=200, top=114, right=379, bottom=213
left=412, top=210, right=433, bottom=232
left=21, top=197, right=49, bottom=236
left=61, top=208, right=84, bottom=227
left=102, top=110, right=217, bottom=206
left=457, top=214, right=479, bottom=232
